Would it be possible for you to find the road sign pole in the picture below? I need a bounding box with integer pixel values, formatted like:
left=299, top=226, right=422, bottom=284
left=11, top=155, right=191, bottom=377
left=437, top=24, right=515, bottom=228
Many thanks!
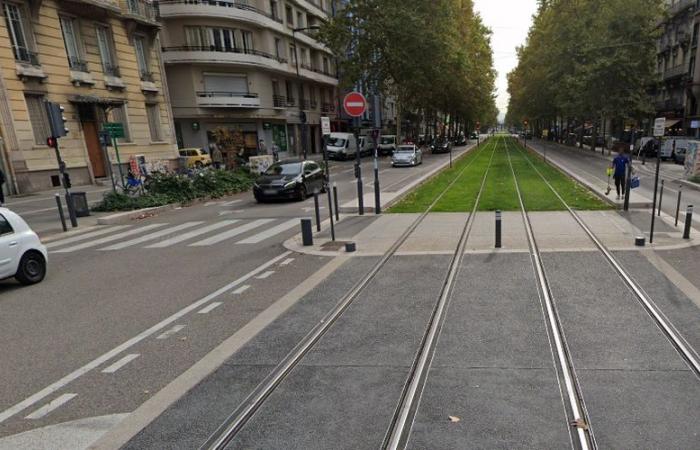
left=355, top=122, right=364, bottom=215
left=112, top=137, right=125, bottom=188
left=321, top=132, right=335, bottom=241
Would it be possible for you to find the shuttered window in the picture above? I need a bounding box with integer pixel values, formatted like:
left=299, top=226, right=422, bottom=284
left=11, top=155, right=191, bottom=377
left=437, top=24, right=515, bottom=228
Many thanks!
left=146, top=103, right=162, bottom=142
left=25, top=94, right=50, bottom=145
left=203, top=74, right=248, bottom=94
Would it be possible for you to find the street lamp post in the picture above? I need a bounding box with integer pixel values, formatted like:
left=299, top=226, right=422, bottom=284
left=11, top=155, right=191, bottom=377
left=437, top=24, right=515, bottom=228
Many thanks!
left=292, top=25, right=321, bottom=161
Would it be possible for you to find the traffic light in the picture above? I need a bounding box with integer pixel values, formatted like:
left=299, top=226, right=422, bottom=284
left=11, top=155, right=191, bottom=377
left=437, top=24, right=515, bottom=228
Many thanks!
left=45, top=101, right=69, bottom=137
left=523, top=119, right=529, bottom=127
left=46, top=137, right=57, bottom=148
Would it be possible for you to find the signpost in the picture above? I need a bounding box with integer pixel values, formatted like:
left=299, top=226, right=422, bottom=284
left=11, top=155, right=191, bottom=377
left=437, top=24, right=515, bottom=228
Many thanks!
left=103, top=122, right=125, bottom=188
left=343, top=92, right=368, bottom=215
left=650, top=117, right=666, bottom=243
left=321, top=116, right=335, bottom=241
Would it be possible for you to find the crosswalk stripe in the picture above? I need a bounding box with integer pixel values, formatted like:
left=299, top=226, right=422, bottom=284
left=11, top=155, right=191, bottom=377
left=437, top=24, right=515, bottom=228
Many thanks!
left=189, top=219, right=274, bottom=247
left=221, top=200, right=242, bottom=206
left=99, top=222, right=203, bottom=251
left=53, top=224, right=167, bottom=253
left=45, top=225, right=131, bottom=249
left=237, top=218, right=300, bottom=244
left=145, top=220, right=239, bottom=248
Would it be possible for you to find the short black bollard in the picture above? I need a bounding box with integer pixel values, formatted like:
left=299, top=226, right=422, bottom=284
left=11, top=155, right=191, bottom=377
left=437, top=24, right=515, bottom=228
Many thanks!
left=301, top=218, right=313, bottom=246
left=635, top=236, right=646, bottom=247
left=345, top=242, right=356, bottom=252
left=55, top=193, right=67, bottom=232
left=658, top=179, right=664, bottom=217
left=65, top=192, right=78, bottom=228
left=675, top=185, right=683, bottom=227
left=683, top=205, right=693, bottom=240
left=313, top=190, right=321, bottom=232
left=495, top=210, right=502, bottom=248
left=333, top=182, right=340, bottom=221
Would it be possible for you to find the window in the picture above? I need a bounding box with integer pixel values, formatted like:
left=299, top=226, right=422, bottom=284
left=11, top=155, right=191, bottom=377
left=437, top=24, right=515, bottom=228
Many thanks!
left=300, top=48, right=308, bottom=66
left=274, top=38, right=283, bottom=59
left=296, top=11, right=303, bottom=29
left=285, top=80, right=294, bottom=101
left=203, top=74, right=248, bottom=94
left=0, top=214, right=13, bottom=236
left=146, top=103, right=162, bottom=142
left=209, top=28, right=236, bottom=52
left=270, top=0, right=279, bottom=20
left=133, top=35, right=151, bottom=80
left=322, top=56, right=329, bottom=74
left=96, top=25, right=118, bottom=76
left=241, top=30, right=253, bottom=53
left=3, top=2, right=33, bottom=63
left=110, top=105, right=131, bottom=142
left=185, top=26, right=209, bottom=48
left=285, top=5, right=293, bottom=25
left=60, top=16, right=86, bottom=71
left=289, top=44, right=296, bottom=63
left=25, top=94, right=50, bottom=145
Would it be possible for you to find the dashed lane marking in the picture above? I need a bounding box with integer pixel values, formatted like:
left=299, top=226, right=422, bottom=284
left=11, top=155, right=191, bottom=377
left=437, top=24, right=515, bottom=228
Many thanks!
left=231, top=285, right=250, bottom=295
left=280, top=258, right=295, bottom=266
left=101, top=354, right=141, bottom=374
left=197, top=302, right=223, bottom=314
left=25, top=394, right=77, bottom=420
left=255, top=271, right=275, bottom=279
left=156, top=325, right=186, bottom=340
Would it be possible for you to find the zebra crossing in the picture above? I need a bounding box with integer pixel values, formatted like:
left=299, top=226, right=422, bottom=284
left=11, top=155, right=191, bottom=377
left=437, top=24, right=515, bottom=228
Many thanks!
left=47, top=218, right=301, bottom=253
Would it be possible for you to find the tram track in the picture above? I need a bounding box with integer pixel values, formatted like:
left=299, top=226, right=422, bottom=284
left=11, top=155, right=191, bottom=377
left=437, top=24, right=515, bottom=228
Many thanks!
left=200, top=139, right=497, bottom=450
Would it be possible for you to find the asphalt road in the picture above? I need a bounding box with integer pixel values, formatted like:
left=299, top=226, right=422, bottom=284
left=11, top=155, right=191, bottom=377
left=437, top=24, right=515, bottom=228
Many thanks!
left=0, top=144, right=474, bottom=442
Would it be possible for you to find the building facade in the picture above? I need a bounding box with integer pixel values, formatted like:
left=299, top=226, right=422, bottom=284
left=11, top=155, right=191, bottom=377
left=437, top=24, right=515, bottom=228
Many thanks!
left=0, top=0, right=177, bottom=194
left=159, top=0, right=339, bottom=161
left=654, top=0, right=699, bottom=136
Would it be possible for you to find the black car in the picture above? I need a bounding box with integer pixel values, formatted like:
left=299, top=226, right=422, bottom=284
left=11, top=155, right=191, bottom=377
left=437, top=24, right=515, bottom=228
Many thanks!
left=253, top=160, right=325, bottom=202
left=469, top=132, right=478, bottom=140
left=454, top=135, right=467, bottom=145
left=432, top=140, right=453, bottom=154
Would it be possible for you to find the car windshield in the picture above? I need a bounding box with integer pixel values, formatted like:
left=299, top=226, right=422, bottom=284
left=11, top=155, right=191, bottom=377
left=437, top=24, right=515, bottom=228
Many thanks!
left=327, top=137, right=347, bottom=147
left=264, top=162, right=302, bottom=176
left=381, top=137, right=395, bottom=144
left=396, top=146, right=415, bottom=153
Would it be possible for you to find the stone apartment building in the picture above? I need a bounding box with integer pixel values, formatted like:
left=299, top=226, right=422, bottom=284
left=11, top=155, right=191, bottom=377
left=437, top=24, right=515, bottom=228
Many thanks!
left=0, top=0, right=177, bottom=194
left=655, top=0, right=700, bottom=137
left=158, top=0, right=338, bottom=159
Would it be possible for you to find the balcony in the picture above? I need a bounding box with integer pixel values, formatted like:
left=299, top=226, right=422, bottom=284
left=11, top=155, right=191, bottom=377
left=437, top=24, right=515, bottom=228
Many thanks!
left=273, top=95, right=287, bottom=108
left=196, top=91, right=261, bottom=108
left=655, top=98, right=684, bottom=112
left=122, top=0, right=160, bottom=27
left=321, top=102, right=335, bottom=113
left=286, top=97, right=296, bottom=107
left=668, top=0, right=694, bottom=16
left=664, top=65, right=688, bottom=80
left=68, top=56, right=89, bottom=73
left=103, top=63, right=125, bottom=89
left=299, top=98, right=310, bottom=110
left=13, top=47, right=46, bottom=81
left=310, top=99, right=318, bottom=110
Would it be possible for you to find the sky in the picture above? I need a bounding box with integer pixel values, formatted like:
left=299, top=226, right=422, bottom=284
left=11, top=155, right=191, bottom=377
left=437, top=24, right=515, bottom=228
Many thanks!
left=473, top=0, right=539, bottom=121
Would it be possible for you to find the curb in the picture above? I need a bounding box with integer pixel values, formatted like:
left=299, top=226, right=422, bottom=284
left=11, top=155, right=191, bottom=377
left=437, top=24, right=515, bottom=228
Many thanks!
left=96, top=205, right=175, bottom=225
left=680, top=179, right=700, bottom=193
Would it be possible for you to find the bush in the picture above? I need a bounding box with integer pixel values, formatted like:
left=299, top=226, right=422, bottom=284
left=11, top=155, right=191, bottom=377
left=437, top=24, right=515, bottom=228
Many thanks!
left=93, top=168, right=255, bottom=212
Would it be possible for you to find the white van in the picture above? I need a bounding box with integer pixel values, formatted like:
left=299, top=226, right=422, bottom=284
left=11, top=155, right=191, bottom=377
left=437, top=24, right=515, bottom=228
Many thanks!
left=357, top=136, right=375, bottom=156
left=378, top=135, right=397, bottom=155
left=325, top=133, right=358, bottom=160
left=661, top=138, right=690, bottom=160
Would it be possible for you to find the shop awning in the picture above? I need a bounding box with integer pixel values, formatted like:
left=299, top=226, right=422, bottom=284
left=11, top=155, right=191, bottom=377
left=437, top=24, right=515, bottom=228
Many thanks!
left=664, top=119, right=681, bottom=128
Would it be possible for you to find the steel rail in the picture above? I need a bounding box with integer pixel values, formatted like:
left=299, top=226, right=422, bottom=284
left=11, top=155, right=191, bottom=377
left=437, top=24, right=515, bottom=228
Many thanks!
left=383, top=138, right=499, bottom=450
left=200, top=139, right=495, bottom=450
left=504, top=139, right=595, bottom=450
left=515, top=141, right=700, bottom=376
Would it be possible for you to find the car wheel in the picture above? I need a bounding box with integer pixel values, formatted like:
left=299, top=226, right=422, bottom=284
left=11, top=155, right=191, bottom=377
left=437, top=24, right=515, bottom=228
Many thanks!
left=195, top=161, right=203, bottom=168
left=15, top=251, right=46, bottom=285
left=298, top=184, right=307, bottom=201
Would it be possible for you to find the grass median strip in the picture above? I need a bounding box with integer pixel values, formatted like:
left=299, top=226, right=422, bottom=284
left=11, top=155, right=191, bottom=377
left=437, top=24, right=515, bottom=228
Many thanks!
left=390, top=135, right=609, bottom=213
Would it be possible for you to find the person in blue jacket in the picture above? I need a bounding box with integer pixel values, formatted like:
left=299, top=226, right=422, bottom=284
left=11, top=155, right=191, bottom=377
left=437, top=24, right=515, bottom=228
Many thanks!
left=610, top=151, right=630, bottom=199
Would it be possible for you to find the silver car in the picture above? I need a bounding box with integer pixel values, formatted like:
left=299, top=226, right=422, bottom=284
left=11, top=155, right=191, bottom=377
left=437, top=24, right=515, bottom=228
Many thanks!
left=392, top=144, right=423, bottom=167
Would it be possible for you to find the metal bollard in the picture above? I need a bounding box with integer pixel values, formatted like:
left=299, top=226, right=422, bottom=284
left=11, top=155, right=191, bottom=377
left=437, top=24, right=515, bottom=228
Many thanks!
left=301, top=218, right=313, bottom=246
left=55, top=193, right=67, bottom=232
left=658, top=179, right=664, bottom=217
left=65, top=192, right=78, bottom=228
left=675, top=185, right=682, bottom=227
left=313, top=190, right=321, bottom=232
left=495, top=210, right=502, bottom=248
left=333, top=182, right=340, bottom=221
left=683, top=205, right=693, bottom=240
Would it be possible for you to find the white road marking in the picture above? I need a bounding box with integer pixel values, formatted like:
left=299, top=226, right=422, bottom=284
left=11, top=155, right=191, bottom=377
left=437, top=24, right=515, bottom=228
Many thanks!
left=218, top=210, right=245, bottom=216
left=146, top=221, right=238, bottom=248
left=156, top=325, right=186, bottom=340
left=231, top=285, right=250, bottom=295
left=189, top=219, right=274, bottom=246
left=45, top=226, right=131, bottom=249
left=302, top=206, right=326, bottom=212
left=100, top=222, right=203, bottom=250
left=204, top=201, right=222, bottom=207
left=221, top=200, right=242, bottom=206
left=280, top=258, right=295, bottom=266
left=52, top=224, right=167, bottom=253
left=237, top=219, right=300, bottom=244
left=0, top=251, right=292, bottom=425
left=25, top=394, right=77, bottom=420
left=101, top=354, right=140, bottom=374
left=255, top=270, right=275, bottom=279
left=197, top=302, right=223, bottom=314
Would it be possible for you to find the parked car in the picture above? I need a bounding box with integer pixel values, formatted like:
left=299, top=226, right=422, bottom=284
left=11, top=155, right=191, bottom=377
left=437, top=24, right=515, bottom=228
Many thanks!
left=392, top=144, right=423, bottom=167
left=661, top=138, right=690, bottom=161
left=469, top=132, right=479, bottom=140
left=432, top=139, right=453, bottom=154
left=325, top=132, right=358, bottom=160
left=674, top=147, right=687, bottom=165
left=0, top=208, right=47, bottom=285
left=178, top=148, right=211, bottom=168
left=378, top=135, right=397, bottom=155
left=253, top=160, right=325, bottom=202
left=454, top=135, right=467, bottom=145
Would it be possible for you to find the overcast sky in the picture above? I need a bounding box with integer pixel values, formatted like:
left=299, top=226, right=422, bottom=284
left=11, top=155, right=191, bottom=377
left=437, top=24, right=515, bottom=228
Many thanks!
left=473, top=0, right=539, bottom=121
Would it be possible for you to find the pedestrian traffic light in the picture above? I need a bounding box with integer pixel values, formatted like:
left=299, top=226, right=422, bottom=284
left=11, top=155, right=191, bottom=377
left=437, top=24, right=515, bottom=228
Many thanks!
left=46, top=137, right=57, bottom=148
left=63, top=172, right=71, bottom=189
left=45, top=101, right=69, bottom=137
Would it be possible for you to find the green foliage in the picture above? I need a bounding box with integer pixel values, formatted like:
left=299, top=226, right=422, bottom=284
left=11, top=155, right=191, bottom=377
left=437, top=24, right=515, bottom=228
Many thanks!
left=93, top=169, right=255, bottom=212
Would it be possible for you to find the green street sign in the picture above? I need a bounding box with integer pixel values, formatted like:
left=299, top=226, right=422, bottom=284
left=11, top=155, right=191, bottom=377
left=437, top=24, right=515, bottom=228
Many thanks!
left=263, top=122, right=272, bottom=130
left=192, top=121, right=200, bottom=131
left=103, top=122, right=125, bottom=138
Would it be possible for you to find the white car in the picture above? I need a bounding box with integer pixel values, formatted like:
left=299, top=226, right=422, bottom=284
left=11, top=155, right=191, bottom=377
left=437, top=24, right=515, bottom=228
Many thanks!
left=392, top=144, right=423, bottom=167
left=0, top=208, right=48, bottom=285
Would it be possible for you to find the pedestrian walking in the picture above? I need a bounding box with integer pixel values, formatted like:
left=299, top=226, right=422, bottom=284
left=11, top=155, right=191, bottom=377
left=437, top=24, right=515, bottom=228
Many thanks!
left=258, top=139, right=267, bottom=156
left=610, top=150, right=630, bottom=200
left=0, top=167, right=5, bottom=205
left=211, top=144, right=223, bottom=170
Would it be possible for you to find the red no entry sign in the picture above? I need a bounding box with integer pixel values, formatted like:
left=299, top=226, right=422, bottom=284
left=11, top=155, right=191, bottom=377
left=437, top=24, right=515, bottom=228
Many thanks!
left=343, top=92, right=367, bottom=117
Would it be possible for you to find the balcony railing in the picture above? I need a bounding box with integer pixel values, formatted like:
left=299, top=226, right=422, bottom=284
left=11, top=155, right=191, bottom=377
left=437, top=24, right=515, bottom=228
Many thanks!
left=196, top=91, right=260, bottom=108
left=125, top=0, right=159, bottom=21
left=668, top=0, right=694, bottom=16
left=104, top=62, right=121, bottom=77
left=286, top=97, right=296, bottom=107
left=158, top=0, right=278, bottom=22
left=161, top=45, right=288, bottom=63
left=299, top=98, right=310, bottom=110
left=664, top=65, right=688, bottom=80
left=310, top=100, right=318, bottom=109
left=321, top=102, right=334, bottom=113
left=197, top=90, right=258, bottom=98
left=12, top=46, right=40, bottom=66
left=273, top=95, right=286, bottom=107
left=140, top=70, right=155, bottom=82
left=68, top=56, right=89, bottom=72
left=655, top=98, right=684, bottom=111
